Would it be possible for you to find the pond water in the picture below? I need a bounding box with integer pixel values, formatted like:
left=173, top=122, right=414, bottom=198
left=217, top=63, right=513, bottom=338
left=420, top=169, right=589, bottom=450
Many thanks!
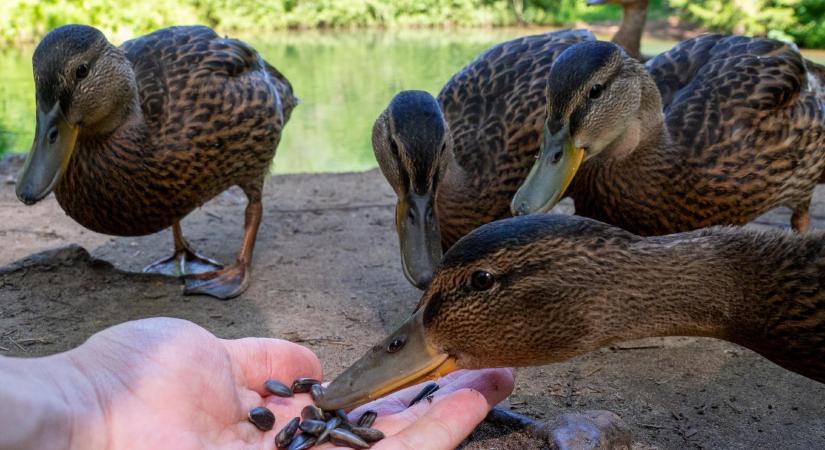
left=1, top=28, right=823, bottom=173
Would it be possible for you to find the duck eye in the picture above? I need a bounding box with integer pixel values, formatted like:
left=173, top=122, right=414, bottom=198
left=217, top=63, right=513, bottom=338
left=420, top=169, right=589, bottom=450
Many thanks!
left=387, top=336, right=406, bottom=353
left=471, top=270, right=494, bottom=291
left=76, top=63, right=89, bottom=79
left=589, top=84, right=603, bottom=100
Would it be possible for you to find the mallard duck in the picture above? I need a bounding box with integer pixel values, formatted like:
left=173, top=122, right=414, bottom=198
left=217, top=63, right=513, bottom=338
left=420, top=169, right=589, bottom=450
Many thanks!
left=319, top=213, right=825, bottom=412
left=373, top=29, right=596, bottom=288
left=511, top=36, right=825, bottom=235
left=587, top=0, right=649, bottom=61
left=15, top=24, right=296, bottom=299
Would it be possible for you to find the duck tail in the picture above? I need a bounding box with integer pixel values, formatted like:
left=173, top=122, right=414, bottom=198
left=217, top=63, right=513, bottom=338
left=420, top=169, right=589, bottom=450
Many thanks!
left=264, top=61, right=298, bottom=123
left=806, top=61, right=825, bottom=183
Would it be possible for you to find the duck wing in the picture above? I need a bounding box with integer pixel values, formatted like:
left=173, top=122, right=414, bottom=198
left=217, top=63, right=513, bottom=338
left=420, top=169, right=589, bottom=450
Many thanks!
left=120, top=26, right=294, bottom=147
left=647, top=35, right=823, bottom=158
left=438, top=29, right=595, bottom=194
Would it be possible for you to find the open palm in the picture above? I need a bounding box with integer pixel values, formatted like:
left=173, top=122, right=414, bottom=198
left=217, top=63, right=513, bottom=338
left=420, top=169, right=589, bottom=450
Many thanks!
left=64, top=318, right=513, bottom=450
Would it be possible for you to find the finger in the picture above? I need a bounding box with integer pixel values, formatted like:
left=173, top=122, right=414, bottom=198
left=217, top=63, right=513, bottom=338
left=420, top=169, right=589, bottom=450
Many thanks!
left=431, top=368, right=515, bottom=406
left=222, top=337, right=323, bottom=396
left=349, top=368, right=514, bottom=419
left=374, top=388, right=491, bottom=450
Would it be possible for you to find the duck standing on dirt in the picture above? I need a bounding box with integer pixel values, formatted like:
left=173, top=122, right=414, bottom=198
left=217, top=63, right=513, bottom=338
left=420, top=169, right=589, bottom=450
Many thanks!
left=373, top=29, right=596, bottom=289
left=511, top=36, right=825, bottom=234
left=15, top=25, right=296, bottom=299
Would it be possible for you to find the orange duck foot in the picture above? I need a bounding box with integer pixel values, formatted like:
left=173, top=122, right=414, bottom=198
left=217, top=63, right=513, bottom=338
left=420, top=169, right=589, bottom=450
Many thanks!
left=183, top=262, right=249, bottom=300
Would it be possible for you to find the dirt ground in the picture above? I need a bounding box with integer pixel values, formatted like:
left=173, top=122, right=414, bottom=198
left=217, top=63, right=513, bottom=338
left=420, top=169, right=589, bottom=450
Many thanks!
left=1, top=153, right=824, bottom=450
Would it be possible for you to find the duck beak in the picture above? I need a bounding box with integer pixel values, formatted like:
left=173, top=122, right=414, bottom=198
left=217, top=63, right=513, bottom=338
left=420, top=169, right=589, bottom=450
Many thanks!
left=16, top=104, right=79, bottom=205
left=318, top=309, right=457, bottom=411
left=511, top=124, right=584, bottom=215
left=396, top=193, right=442, bottom=289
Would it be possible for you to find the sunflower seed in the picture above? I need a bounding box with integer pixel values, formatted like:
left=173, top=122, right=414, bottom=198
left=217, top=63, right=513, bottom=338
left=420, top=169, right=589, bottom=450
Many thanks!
left=265, top=379, right=294, bottom=397
left=316, top=416, right=340, bottom=444
left=409, top=382, right=439, bottom=407
left=286, top=434, right=316, bottom=450
left=350, top=426, right=385, bottom=443
left=248, top=406, right=275, bottom=431
left=275, top=417, right=300, bottom=449
left=299, top=419, right=326, bottom=435
left=292, top=377, right=322, bottom=394
left=310, top=384, right=325, bottom=403
left=330, top=428, right=370, bottom=449
left=301, top=405, right=324, bottom=421
left=357, top=410, right=377, bottom=428
left=335, top=409, right=351, bottom=427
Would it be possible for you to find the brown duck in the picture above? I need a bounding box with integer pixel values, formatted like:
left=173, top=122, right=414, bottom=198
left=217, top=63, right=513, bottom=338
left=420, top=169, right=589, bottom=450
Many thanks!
left=511, top=36, right=825, bottom=235
left=587, top=0, right=650, bottom=61
left=15, top=25, right=296, bottom=299
left=319, top=214, right=825, bottom=416
left=372, top=29, right=597, bottom=288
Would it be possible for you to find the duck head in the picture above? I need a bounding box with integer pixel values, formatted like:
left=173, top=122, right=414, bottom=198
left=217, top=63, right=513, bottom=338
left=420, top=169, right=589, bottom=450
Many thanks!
left=17, top=24, right=137, bottom=205
left=511, top=41, right=651, bottom=215
left=373, top=91, right=451, bottom=289
left=319, top=214, right=639, bottom=410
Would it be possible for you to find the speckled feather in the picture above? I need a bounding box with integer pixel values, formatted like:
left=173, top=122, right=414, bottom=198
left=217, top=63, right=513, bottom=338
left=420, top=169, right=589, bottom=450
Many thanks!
left=569, top=35, right=824, bottom=235
left=420, top=214, right=825, bottom=382
left=435, top=29, right=596, bottom=247
left=54, top=26, right=296, bottom=235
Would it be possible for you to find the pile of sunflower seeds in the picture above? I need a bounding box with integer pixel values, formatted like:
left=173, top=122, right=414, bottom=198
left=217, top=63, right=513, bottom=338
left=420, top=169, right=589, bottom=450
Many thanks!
left=246, top=377, right=386, bottom=449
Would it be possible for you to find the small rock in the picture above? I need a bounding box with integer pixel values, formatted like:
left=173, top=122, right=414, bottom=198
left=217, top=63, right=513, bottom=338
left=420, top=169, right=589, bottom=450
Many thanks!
left=534, top=410, right=631, bottom=450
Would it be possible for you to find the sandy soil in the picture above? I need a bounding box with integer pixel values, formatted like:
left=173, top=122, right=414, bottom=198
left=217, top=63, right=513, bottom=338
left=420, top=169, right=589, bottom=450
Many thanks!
left=1, top=154, right=824, bottom=450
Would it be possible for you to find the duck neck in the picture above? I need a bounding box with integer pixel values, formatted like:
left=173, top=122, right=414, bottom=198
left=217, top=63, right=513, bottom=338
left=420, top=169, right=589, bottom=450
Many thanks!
left=55, top=86, right=155, bottom=235
left=570, top=69, right=675, bottom=232
left=612, top=0, right=647, bottom=60
left=597, top=228, right=825, bottom=380
left=73, top=93, right=150, bottom=167
left=435, top=145, right=477, bottom=247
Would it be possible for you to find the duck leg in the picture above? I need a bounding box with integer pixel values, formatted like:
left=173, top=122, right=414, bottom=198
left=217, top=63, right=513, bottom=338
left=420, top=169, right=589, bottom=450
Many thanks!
left=184, top=184, right=263, bottom=300
left=791, top=207, right=810, bottom=233
left=485, top=408, right=632, bottom=450
left=143, top=222, right=223, bottom=276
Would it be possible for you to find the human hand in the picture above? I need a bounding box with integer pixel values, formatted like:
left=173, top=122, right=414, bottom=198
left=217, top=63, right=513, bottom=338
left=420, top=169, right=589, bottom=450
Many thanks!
left=4, top=318, right=513, bottom=450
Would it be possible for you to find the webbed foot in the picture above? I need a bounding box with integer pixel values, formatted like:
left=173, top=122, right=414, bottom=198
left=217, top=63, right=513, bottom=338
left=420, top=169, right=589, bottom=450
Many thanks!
left=143, top=247, right=223, bottom=277
left=485, top=408, right=631, bottom=450
left=183, top=262, right=249, bottom=300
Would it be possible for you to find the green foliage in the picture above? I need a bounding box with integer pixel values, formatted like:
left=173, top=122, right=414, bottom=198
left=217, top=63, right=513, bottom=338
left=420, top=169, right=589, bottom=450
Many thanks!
left=670, top=0, right=825, bottom=47
left=0, top=126, right=11, bottom=157
left=0, top=0, right=822, bottom=48
left=787, top=0, right=825, bottom=48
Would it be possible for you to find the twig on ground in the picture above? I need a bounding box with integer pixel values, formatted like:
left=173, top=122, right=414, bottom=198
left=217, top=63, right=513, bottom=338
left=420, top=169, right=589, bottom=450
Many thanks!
left=8, top=336, right=25, bottom=351
left=564, top=369, right=578, bottom=407
left=613, top=344, right=664, bottom=351
left=725, top=400, right=742, bottom=413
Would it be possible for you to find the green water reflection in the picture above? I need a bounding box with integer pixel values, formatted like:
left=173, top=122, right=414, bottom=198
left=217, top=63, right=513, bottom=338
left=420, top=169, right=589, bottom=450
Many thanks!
left=2, top=28, right=823, bottom=173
